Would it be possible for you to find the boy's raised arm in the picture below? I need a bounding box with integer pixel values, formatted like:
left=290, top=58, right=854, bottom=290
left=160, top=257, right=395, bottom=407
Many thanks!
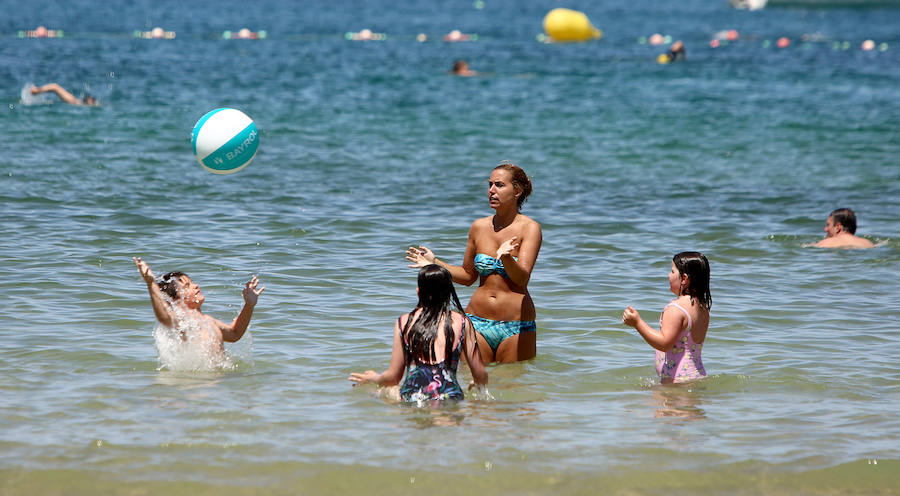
left=219, top=276, right=264, bottom=342
left=133, top=257, right=175, bottom=328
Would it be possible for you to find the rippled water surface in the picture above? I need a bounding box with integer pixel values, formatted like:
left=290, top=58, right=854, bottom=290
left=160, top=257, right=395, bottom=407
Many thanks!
left=2, top=0, right=899, bottom=494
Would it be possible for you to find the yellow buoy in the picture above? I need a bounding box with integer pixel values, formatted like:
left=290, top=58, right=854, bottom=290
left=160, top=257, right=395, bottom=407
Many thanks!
left=657, top=53, right=671, bottom=64
left=543, top=8, right=602, bottom=43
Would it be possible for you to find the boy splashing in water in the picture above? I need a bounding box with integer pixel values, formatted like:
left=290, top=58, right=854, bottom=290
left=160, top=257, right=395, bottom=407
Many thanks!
left=133, top=257, right=264, bottom=370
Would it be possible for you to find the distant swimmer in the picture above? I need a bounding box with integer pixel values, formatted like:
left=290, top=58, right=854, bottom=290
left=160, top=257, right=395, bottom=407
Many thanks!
left=451, top=59, right=477, bottom=77
left=133, top=257, right=264, bottom=364
left=658, top=40, right=686, bottom=64
left=815, top=208, right=874, bottom=249
left=29, top=83, right=97, bottom=106
left=623, top=252, right=712, bottom=384
left=667, top=40, right=686, bottom=61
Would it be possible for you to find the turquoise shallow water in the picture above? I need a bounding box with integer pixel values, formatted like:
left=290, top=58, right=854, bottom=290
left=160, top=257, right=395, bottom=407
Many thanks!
left=2, top=0, right=899, bottom=494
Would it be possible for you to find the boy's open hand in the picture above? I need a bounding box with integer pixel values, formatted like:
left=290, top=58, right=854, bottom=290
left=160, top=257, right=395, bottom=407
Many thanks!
left=243, top=276, right=265, bottom=306
left=133, top=257, right=155, bottom=285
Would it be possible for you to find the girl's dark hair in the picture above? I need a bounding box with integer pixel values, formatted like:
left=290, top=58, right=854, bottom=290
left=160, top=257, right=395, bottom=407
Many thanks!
left=673, top=252, right=712, bottom=309
left=157, top=271, right=186, bottom=300
left=402, top=265, right=467, bottom=366
left=494, top=161, right=533, bottom=209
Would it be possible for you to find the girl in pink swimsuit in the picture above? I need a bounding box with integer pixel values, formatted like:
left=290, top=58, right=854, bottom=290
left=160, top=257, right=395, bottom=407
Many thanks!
left=622, top=252, right=712, bottom=384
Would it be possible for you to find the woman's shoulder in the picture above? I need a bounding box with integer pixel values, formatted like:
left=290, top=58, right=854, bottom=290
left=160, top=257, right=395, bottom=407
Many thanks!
left=471, top=215, right=494, bottom=228
left=516, top=213, right=541, bottom=230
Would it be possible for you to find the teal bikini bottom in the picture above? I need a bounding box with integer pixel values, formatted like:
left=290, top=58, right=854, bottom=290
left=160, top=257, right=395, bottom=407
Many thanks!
left=466, top=314, right=536, bottom=352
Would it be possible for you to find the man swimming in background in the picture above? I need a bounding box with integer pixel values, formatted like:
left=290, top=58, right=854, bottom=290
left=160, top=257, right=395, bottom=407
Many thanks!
left=30, top=83, right=97, bottom=106
left=451, top=60, right=477, bottom=77
left=666, top=41, right=686, bottom=62
left=815, top=208, right=874, bottom=249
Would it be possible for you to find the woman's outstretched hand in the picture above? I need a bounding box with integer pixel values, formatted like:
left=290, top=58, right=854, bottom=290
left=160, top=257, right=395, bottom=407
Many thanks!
left=405, top=245, right=436, bottom=268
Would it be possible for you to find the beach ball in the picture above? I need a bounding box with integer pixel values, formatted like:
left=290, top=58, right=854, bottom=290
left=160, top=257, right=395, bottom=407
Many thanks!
left=191, top=108, right=259, bottom=174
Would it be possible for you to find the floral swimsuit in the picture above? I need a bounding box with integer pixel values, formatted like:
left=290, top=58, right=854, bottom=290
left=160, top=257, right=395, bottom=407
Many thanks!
left=655, top=302, right=706, bottom=383
left=399, top=321, right=465, bottom=404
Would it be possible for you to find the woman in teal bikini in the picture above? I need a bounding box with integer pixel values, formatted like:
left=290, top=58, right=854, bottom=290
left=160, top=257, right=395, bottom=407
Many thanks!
left=406, top=162, right=542, bottom=363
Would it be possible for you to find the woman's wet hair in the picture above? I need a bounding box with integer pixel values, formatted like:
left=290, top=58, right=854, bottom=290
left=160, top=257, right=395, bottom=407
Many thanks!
left=157, top=271, right=187, bottom=300
left=829, top=208, right=857, bottom=234
left=494, top=161, right=533, bottom=209
left=82, top=95, right=96, bottom=106
left=402, top=265, right=467, bottom=366
left=673, top=252, right=712, bottom=309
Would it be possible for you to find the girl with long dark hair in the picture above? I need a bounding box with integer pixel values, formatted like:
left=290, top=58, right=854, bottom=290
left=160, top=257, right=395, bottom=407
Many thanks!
left=349, top=265, right=488, bottom=403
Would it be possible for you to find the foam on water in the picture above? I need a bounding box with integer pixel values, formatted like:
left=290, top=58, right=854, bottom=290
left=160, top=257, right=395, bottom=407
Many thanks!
left=151, top=308, right=237, bottom=372
left=19, top=83, right=53, bottom=105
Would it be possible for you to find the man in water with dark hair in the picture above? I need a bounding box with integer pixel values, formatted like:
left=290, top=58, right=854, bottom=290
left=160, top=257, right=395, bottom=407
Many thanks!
left=451, top=59, right=476, bottom=77
left=815, top=208, right=874, bottom=249
left=30, top=83, right=97, bottom=106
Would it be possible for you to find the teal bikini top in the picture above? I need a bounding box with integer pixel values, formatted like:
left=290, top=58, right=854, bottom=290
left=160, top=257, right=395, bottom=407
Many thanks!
left=474, top=253, right=510, bottom=278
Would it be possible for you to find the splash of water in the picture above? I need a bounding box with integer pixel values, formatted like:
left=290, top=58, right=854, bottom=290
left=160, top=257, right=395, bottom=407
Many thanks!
left=19, top=83, right=53, bottom=105
left=152, top=310, right=236, bottom=372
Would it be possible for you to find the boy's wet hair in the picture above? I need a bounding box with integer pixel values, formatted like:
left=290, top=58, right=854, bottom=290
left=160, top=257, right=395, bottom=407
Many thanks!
left=829, top=208, right=857, bottom=234
left=158, top=272, right=187, bottom=300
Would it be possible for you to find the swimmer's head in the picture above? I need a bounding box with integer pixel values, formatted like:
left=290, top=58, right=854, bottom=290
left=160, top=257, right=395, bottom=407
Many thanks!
left=827, top=208, right=857, bottom=235
left=673, top=252, right=712, bottom=309
left=409, top=264, right=465, bottom=364
left=417, top=264, right=457, bottom=310
left=158, top=272, right=185, bottom=300
left=452, top=59, right=469, bottom=73
left=82, top=95, right=97, bottom=106
left=493, top=161, right=533, bottom=209
left=158, top=272, right=204, bottom=308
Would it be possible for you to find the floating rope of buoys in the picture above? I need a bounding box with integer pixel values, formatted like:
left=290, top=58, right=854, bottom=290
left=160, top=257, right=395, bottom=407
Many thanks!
left=134, top=27, right=176, bottom=39
left=346, top=29, right=386, bottom=41
left=542, top=8, right=602, bottom=43
left=19, top=26, right=63, bottom=38
left=222, top=28, right=266, bottom=40
left=444, top=30, right=477, bottom=42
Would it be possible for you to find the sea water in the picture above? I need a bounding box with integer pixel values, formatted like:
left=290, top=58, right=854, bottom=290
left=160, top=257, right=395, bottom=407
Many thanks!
left=1, top=0, right=898, bottom=493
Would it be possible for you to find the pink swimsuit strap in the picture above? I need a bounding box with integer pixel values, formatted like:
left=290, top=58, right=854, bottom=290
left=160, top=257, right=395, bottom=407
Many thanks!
left=655, top=301, right=706, bottom=383
left=662, top=302, right=693, bottom=333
